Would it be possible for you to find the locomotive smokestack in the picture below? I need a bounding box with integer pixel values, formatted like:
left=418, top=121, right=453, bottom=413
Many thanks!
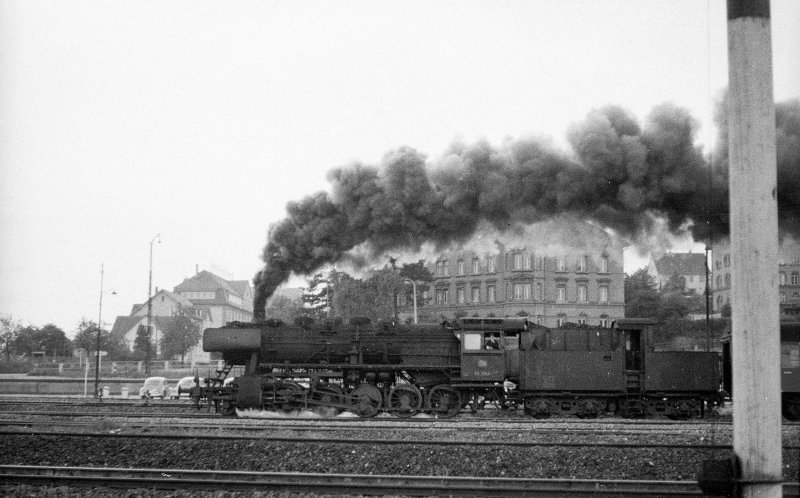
left=253, top=100, right=800, bottom=308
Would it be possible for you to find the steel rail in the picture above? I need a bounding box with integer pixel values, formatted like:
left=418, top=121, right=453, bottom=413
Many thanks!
left=5, top=429, right=787, bottom=450
left=0, top=464, right=770, bottom=497
left=0, top=417, right=741, bottom=438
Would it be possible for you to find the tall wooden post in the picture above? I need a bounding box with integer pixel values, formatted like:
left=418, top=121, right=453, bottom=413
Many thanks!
left=727, top=1, right=782, bottom=496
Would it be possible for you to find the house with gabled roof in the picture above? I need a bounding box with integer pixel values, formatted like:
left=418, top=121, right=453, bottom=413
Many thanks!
left=647, top=252, right=708, bottom=295
left=110, top=269, right=254, bottom=363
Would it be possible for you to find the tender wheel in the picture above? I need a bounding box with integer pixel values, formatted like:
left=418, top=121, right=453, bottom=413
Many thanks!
left=620, top=399, right=647, bottom=418
left=387, top=384, right=423, bottom=418
left=425, top=385, right=461, bottom=419
left=524, top=398, right=551, bottom=419
left=348, top=384, right=382, bottom=418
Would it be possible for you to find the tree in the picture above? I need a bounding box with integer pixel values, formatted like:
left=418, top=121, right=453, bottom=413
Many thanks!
left=72, top=319, right=129, bottom=360
left=0, top=314, right=23, bottom=358
left=12, top=324, right=72, bottom=358
left=624, top=269, right=660, bottom=318
left=265, top=294, right=304, bottom=322
left=398, top=260, right=433, bottom=308
left=302, top=270, right=336, bottom=320
left=160, top=310, right=202, bottom=364
left=132, top=325, right=154, bottom=360
left=332, top=267, right=404, bottom=323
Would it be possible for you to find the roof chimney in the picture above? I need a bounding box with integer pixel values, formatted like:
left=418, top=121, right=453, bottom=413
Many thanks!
left=196, top=264, right=199, bottom=275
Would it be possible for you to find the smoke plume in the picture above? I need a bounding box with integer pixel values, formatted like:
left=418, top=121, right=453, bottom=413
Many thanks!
left=253, top=99, right=800, bottom=314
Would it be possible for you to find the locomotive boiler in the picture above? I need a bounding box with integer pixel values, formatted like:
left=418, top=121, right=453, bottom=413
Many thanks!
left=199, top=316, right=723, bottom=419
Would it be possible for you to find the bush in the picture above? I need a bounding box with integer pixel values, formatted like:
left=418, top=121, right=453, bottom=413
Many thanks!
left=0, top=357, right=35, bottom=374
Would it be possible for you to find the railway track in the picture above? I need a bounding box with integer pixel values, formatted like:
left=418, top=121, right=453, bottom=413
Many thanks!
left=3, top=428, right=788, bottom=450
left=5, top=464, right=790, bottom=497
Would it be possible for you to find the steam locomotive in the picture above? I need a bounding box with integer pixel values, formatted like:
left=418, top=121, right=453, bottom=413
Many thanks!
left=199, top=316, right=722, bottom=419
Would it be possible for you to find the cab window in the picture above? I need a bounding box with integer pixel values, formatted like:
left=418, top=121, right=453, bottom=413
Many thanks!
left=484, top=332, right=501, bottom=350
left=503, top=332, right=519, bottom=350
left=464, top=333, right=482, bottom=351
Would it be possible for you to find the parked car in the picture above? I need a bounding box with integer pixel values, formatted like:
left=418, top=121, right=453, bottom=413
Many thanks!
left=139, top=376, right=168, bottom=399
left=170, top=376, right=205, bottom=399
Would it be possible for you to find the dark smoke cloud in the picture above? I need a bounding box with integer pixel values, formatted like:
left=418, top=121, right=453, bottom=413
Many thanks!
left=253, top=100, right=800, bottom=314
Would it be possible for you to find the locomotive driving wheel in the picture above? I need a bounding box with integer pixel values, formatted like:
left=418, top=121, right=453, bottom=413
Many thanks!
left=387, top=384, right=423, bottom=418
left=310, top=383, right=344, bottom=417
left=425, top=385, right=461, bottom=419
left=348, top=383, right=382, bottom=418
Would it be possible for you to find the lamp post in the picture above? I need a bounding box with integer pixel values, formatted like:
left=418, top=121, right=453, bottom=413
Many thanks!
left=95, top=264, right=105, bottom=398
left=145, top=233, right=160, bottom=375
left=94, top=264, right=117, bottom=398
left=405, top=279, right=418, bottom=324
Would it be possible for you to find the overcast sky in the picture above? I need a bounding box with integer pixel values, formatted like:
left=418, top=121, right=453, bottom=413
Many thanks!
left=1, top=1, right=798, bottom=335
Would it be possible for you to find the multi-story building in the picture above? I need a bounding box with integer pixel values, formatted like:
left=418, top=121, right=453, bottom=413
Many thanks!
left=110, top=269, right=253, bottom=363
left=647, top=252, right=708, bottom=295
left=711, top=238, right=800, bottom=314
left=409, top=226, right=625, bottom=327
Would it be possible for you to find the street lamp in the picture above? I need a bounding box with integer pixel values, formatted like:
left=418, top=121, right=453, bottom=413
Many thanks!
left=145, top=233, right=160, bottom=375
left=95, top=263, right=116, bottom=398
left=405, top=279, right=418, bottom=324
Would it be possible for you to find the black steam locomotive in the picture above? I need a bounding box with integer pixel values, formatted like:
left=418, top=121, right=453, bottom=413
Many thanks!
left=199, top=316, right=722, bottom=419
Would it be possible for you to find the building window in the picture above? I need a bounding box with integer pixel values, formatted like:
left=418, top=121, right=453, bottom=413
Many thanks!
left=513, top=253, right=523, bottom=270
left=471, top=286, right=480, bottom=303
left=716, top=275, right=722, bottom=289
left=780, top=272, right=787, bottom=285
left=472, top=258, right=480, bottom=274
left=793, top=292, right=799, bottom=300
left=487, top=285, right=496, bottom=303
left=536, top=282, right=543, bottom=301
left=576, top=255, right=587, bottom=272
left=599, top=315, right=609, bottom=328
left=557, top=314, right=566, bottom=327
left=536, top=256, right=544, bottom=270
left=599, top=285, right=609, bottom=303
left=443, top=260, right=449, bottom=277
left=523, top=282, right=532, bottom=299
left=578, top=314, right=587, bottom=325
left=717, top=295, right=723, bottom=309
left=457, top=286, right=465, bottom=304
left=792, top=272, right=800, bottom=286
left=577, top=283, right=587, bottom=302
left=556, top=284, right=566, bottom=302
left=436, top=289, right=449, bottom=305
left=513, top=283, right=523, bottom=300
left=781, top=293, right=786, bottom=303
left=457, top=259, right=465, bottom=276
left=599, top=255, right=609, bottom=273
left=505, top=282, right=511, bottom=300
left=725, top=273, right=731, bottom=288
left=524, top=254, right=532, bottom=270
left=724, top=254, right=730, bottom=267
left=556, top=257, right=567, bottom=272
left=487, top=257, right=496, bottom=273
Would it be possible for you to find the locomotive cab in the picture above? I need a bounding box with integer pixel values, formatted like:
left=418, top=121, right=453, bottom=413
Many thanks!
left=455, top=317, right=527, bottom=382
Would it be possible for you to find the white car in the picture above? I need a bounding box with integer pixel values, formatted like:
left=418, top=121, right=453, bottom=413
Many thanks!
left=170, top=376, right=205, bottom=399
left=139, top=376, right=168, bottom=399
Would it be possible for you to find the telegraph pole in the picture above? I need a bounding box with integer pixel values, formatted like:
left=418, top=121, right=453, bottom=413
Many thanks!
left=727, top=1, right=782, bottom=496
left=145, top=233, right=160, bottom=375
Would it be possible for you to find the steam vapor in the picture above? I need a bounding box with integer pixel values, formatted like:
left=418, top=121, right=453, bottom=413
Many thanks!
left=254, top=100, right=800, bottom=314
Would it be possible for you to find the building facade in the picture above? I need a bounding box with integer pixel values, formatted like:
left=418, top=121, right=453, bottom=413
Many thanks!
left=647, top=252, right=708, bottom=295
left=409, top=232, right=625, bottom=327
left=711, top=239, right=800, bottom=314
left=110, top=269, right=254, bottom=363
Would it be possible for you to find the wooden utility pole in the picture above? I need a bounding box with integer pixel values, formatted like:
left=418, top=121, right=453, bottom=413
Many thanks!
left=727, top=0, right=782, bottom=496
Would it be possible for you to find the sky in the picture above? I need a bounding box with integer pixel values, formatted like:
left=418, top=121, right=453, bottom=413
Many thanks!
left=1, top=1, right=798, bottom=335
